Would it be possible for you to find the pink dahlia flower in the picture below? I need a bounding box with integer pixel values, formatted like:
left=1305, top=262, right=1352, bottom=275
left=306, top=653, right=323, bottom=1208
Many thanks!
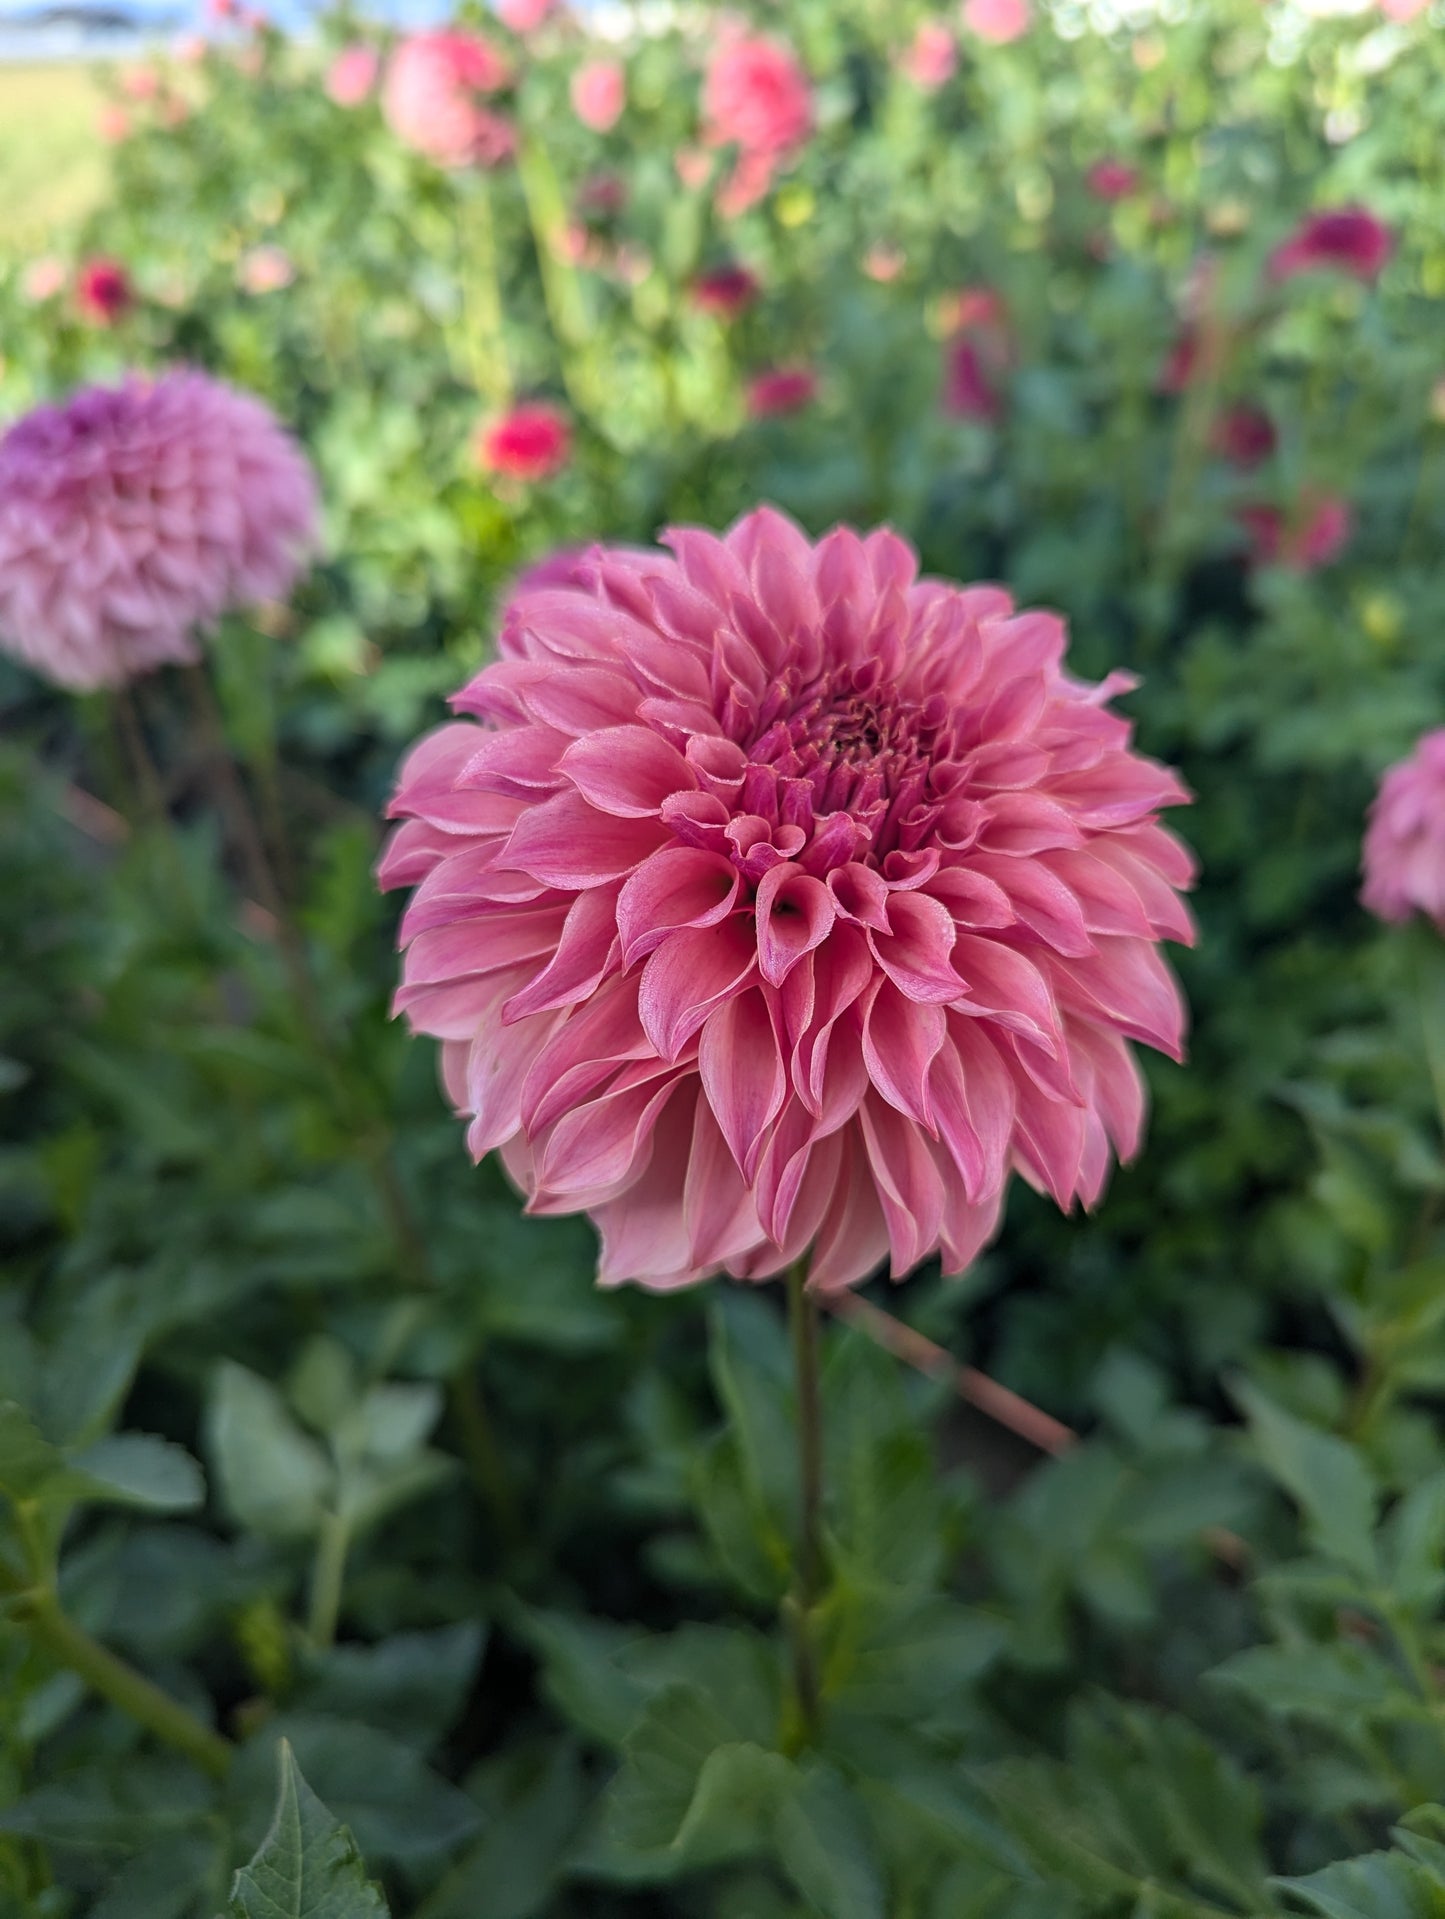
left=0, top=372, right=318, bottom=692
left=76, top=258, right=134, bottom=326
left=474, top=402, right=572, bottom=482
left=962, top=0, right=1031, bottom=44
left=571, top=60, right=625, bottom=132
left=1380, top=0, right=1428, bottom=20
left=944, top=340, right=1001, bottom=423
left=1362, top=731, right=1445, bottom=929
left=1212, top=404, right=1275, bottom=470
left=383, top=31, right=514, bottom=169
left=96, top=104, right=131, bottom=143
left=497, top=0, right=554, bottom=28
left=238, top=244, right=295, bottom=294
left=900, top=21, right=958, bottom=89
left=1268, top=206, right=1393, bottom=283
left=1240, top=491, right=1351, bottom=571
left=326, top=44, right=380, bottom=106
left=21, top=257, right=66, bottom=303
left=379, top=508, right=1194, bottom=1293
left=747, top=368, right=818, bottom=418
left=703, top=36, right=812, bottom=160
left=693, top=263, right=759, bottom=319
left=1087, top=159, right=1139, bottom=202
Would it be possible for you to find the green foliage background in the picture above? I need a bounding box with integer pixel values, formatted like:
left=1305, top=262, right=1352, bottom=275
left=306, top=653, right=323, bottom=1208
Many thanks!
left=4, top=0, right=1445, bottom=1910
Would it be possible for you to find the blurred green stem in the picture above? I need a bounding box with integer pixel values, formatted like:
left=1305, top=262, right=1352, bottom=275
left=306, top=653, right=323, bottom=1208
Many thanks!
left=451, top=1363, right=520, bottom=1549
left=307, top=1510, right=350, bottom=1651
left=457, top=178, right=512, bottom=408
left=785, top=1257, right=824, bottom=1749
left=515, top=141, right=594, bottom=412
left=0, top=1513, right=231, bottom=1780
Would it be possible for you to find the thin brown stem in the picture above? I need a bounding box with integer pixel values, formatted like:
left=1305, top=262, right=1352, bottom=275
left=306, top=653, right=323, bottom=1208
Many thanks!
left=785, top=1257, right=824, bottom=1747
left=109, top=683, right=171, bottom=834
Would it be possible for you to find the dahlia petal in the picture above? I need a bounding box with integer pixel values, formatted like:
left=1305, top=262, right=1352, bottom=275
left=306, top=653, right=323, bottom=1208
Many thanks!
left=617, top=846, right=741, bottom=966
left=466, top=1008, right=566, bottom=1159
left=504, top=790, right=668, bottom=887
left=950, top=935, right=1063, bottom=1050
left=685, top=1096, right=766, bottom=1270
left=594, top=1087, right=702, bottom=1286
left=639, top=917, right=758, bottom=1060
left=533, top=1063, right=684, bottom=1199
left=521, top=975, right=654, bottom=1134
left=968, top=854, right=1094, bottom=957
left=756, top=863, right=836, bottom=985
left=862, top=980, right=945, bottom=1129
left=459, top=725, right=571, bottom=797
left=561, top=725, right=696, bottom=817
left=935, top=1018, right=1016, bottom=1198
left=868, top=890, right=966, bottom=1004
left=402, top=907, right=566, bottom=984
left=699, top=987, right=788, bottom=1180
left=502, top=883, right=623, bottom=1021
left=1051, top=938, right=1187, bottom=1061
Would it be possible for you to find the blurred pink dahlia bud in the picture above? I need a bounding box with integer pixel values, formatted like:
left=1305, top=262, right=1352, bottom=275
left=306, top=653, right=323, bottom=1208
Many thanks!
left=703, top=35, right=812, bottom=159
left=1239, top=491, right=1351, bottom=571
left=379, top=507, right=1194, bottom=1292
left=21, top=257, right=66, bottom=303
left=238, top=244, right=295, bottom=294
left=96, top=103, right=131, bottom=143
left=1362, top=731, right=1445, bottom=929
left=1268, top=206, right=1393, bottom=283
left=497, top=0, right=554, bottom=28
left=326, top=43, right=380, bottom=106
left=1380, top=0, right=1428, bottom=20
left=747, top=367, right=818, bottom=417
left=383, top=31, right=514, bottom=169
left=1087, top=159, right=1139, bottom=202
left=76, top=258, right=134, bottom=326
left=962, top=0, right=1031, bottom=44
left=944, top=340, right=1002, bottom=422
left=941, top=286, right=1010, bottom=421
left=900, top=21, right=958, bottom=88
left=675, top=146, right=714, bottom=191
left=571, top=60, right=625, bottom=132
left=863, top=242, right=906, bottom=284
left=0, top=372, right=318, bottom=692
left=473, top=402, right=572, bottom=482
left=1212, top=404, right=1275, bottom=469
left=120, top=65, right=161, bottom=100
left=691, top=262, right=759, bottom=318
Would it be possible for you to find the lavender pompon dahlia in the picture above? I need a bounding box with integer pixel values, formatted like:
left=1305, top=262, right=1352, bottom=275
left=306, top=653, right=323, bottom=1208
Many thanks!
left=381, top=508, right=1195, bottom=1293
left=0, top=371, right=318, bottom=692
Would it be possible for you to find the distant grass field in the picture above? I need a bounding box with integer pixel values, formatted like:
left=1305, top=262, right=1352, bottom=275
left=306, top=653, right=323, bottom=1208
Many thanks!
left=0, top=64, right=109, bottom=251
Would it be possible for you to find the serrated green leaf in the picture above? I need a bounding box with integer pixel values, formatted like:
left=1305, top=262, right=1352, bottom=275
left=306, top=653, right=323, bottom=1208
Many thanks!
left=208, top=1363, right=332, bottom=1541
left=230, top=1741, right=389, bottom=1919
left=0, top=1399, right=64, bottom=1499
left=1231, top=1379, right=1379, bottom=1579
left=1274, top=1849, right=1445, bottom=1919
left=775, top=1765, right=887, bottom=1919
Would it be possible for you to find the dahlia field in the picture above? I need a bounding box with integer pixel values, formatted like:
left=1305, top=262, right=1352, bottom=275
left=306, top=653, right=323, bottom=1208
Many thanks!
left=4, top=0, right=1445, bottom=1912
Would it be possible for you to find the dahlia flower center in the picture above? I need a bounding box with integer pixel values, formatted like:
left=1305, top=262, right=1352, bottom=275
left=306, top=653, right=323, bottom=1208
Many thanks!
left=736, top=666, right=945, bottom=867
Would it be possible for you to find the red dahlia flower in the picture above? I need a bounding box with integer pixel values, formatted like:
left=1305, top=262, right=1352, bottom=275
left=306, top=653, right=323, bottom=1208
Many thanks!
left=692, top=263, right=760, bottom=319
left=746, top=368, right=817, bottom=417
left=473, top=403, right=572, bottom=482
left=1268, top=206, right=1393, bottom=283
left=76, top=257, right=133, bottom=326
left=380, top=509, right=1194, bottom=1292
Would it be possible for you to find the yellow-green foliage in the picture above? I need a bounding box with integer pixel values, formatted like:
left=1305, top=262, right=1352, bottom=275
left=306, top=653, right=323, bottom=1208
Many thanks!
left=0, top=63, right=109, bottom=251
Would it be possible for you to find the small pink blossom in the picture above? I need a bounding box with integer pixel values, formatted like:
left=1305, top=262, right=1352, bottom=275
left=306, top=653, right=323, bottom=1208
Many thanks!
left=76, top=258, right=133, bottom=326
left=497, top=0, right=555, bottom=28
left=944, top=340, right=1001, bottom=422
left=900, top=21, right=958, bottom=88
left=379, top=507, right=1194, bottom=1292
left=747, top=367, right=818, bottom=417
left=1380, top=0, right=1429, bottom=22
left=941, top=285, right=1010, bottom=420
left=1239, top=492, right=1352, bottom=571
left=1268, top=206, right=1393, bottom=283
left=864, top=242, right=906, bottom=284
left=692, top=263, right=759, bottom=318
left=576, top=171, right=627, bottom=218
left=96, top=104, right=131, bottom=143
left=1362, top=731, right=1445, bottom=928
left=21, top=257, right=66, bottom=303
left=1087, top=159, right=1139, bottom=202
left=940, top=285, right=1005, bottom=335
left=120, top=65, right=161, bottom=100
left=0, top=372, right=318, bottom=692
left=238, top=245, right=295, bottom=294
left=1212, top=405, right=1276, bottom=470
left=474, top=403, right=572, bottom=482
left=571, top=60, right=625, bottom=133
left=384, top=31, right=515, bottom=169
left=675, top=146, right=715, bottom=191
left=174, top=32, right=207, bottom=63
left=326, top=44, right=380, bottom=106
left=703, top=35, right=812, bottom=158
left=962, top=0, right=1031, bottom=44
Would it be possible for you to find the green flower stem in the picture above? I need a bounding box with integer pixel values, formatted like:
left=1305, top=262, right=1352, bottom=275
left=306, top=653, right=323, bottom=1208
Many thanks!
left=450, top=1363, right=520, bottom=1550
left=785, top=1257, right=825, bottom=1748
left=307, top=1510, right=350, bottom=1652
left=458, top=178, right=512, bottom=408
left=0, top=1559, right=232, bottom=1781
left=514, top=141, right=595, bottom=412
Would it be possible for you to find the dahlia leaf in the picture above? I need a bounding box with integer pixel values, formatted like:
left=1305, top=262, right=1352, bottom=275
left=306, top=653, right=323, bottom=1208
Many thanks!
left=61, top=1433, right=204, bottom=1513
left=1230, top=1379, right=1379, bottom=1580
left=229, top=1741, right=388, bottom=1919
left=775, top=1765, right=887, bottom=1919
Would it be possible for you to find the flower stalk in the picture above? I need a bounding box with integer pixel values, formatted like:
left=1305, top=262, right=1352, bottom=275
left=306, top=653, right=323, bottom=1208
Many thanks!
left=785, top=1256, right=825, bottom=1747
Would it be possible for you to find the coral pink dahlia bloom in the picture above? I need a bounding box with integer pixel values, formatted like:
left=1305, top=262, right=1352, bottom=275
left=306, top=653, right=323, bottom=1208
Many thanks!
left=0, top=372, right=318, bottom=691
left=380, top=508, right=1195, bottom=1293
left=1362, top=731, right=1445, bottom=930
left=383, top=31, right=514, bottom=169
left=473, top=403, right=572, bottom=482
left=325, top=43, right=380, bottom=106
left=571, top=60, right=626, bottom=133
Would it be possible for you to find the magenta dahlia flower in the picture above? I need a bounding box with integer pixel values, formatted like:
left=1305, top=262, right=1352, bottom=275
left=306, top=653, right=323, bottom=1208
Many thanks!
left=1268, top=207, right=1393, bottom=284
left=0, top=371, right=318, bottom=692
left=380, top=508, right=1194, bottom=1293
left=1362, top=731, right=1445, bottom=930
